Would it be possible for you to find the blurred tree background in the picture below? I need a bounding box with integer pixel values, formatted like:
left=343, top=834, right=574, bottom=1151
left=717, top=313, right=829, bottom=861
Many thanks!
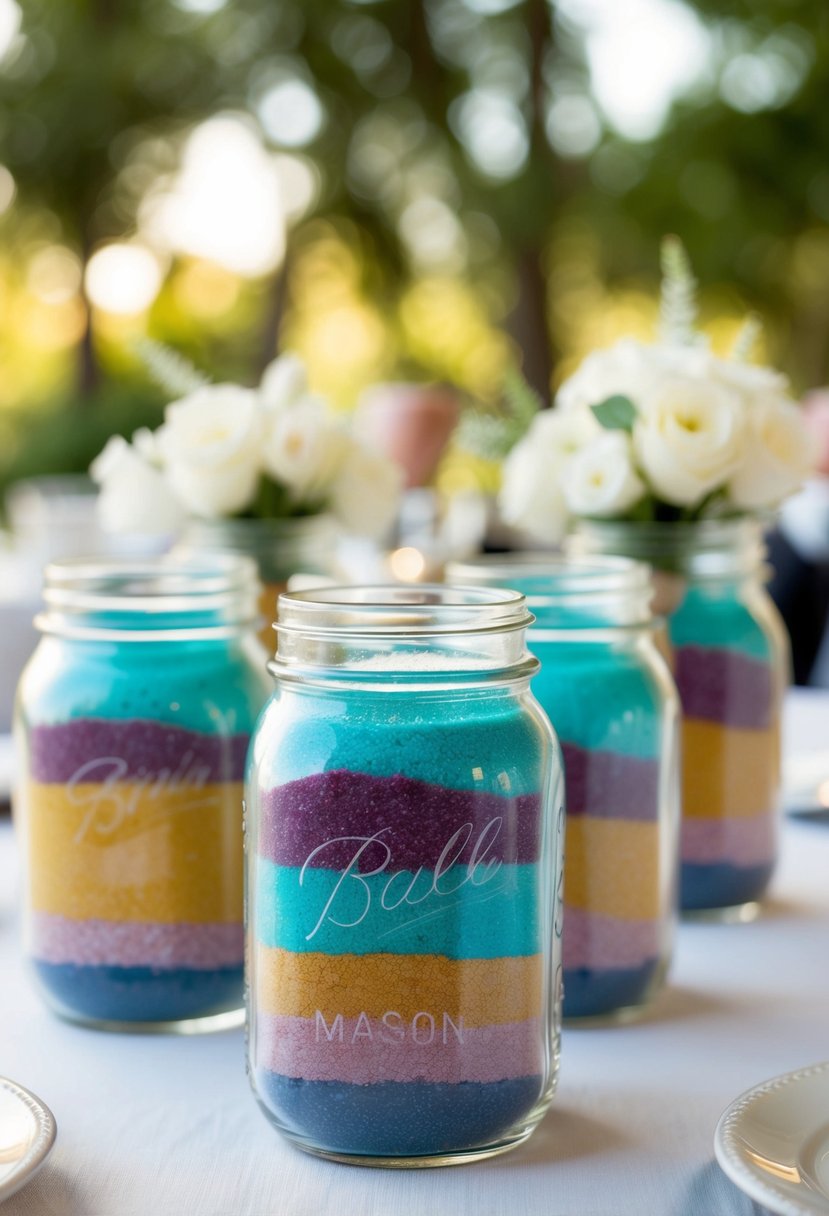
left=0, top=0, right=827, bottom=493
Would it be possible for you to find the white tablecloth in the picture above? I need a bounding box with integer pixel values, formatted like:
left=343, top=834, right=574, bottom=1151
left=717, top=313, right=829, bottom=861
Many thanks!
left=2, top=691, right=829, bottom=1216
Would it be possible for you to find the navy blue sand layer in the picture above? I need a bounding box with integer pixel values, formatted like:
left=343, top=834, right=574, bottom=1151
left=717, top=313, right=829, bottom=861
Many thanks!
left=255, top=1072, right=544, bottom=1156
left=33, top=961, right=243, bottom=1022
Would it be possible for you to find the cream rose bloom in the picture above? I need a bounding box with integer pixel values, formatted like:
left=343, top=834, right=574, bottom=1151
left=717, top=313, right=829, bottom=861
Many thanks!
left=90, top=435, right=185, bottom=534
left=563, top=432, right=645, bottom=517
left=329, top=440, right=403, bottom=537
left=262, top=397, right=351, bottom=501
left=708, top=354, right=790, bottom=402
left=633, top=376, right=746, bottom=507
left=532, top=405, right=601, bottom=453
left=498, top=410, right=595, bottom=543
left=157, top=385, right=263, bottom=518
left=556, top=339, right=711, bottom=414
left=728, top=398, right=814, bottom=509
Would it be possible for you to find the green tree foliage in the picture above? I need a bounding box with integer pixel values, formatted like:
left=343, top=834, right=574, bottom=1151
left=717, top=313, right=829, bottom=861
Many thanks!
left=1, top=0, right=828, bottom=433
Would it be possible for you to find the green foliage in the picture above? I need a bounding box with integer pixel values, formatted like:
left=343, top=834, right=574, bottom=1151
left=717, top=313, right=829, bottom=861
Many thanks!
left=2, top=0, right=829, bottom=490
left=457, top=367, right=542, bottom=460
left=659, top=236, right=698, bottom=346
left=591, top=395, right=637, bottom=432
left=137, top=340, right=209, bottom=399
left=245, top=475, right=323, bottom=522
left=0, top=383, right=165, bottom=502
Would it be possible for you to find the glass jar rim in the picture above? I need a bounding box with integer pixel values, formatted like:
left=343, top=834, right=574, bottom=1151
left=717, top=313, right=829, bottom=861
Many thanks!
left=271, top=584, right=538, bottom=687
left=36, top=554, right=261, bottom=641
left=447, top=552, right=650, bottom=595
left=446, top=553, right=654, bottom=627
left=275, top=583, right=533, bottom=638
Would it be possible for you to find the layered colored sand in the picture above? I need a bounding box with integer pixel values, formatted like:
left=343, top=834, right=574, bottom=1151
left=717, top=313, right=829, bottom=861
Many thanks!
left=26, top=717, right=248, bottom=1023
left=672, top=643, right=779, bottom=910
left=529, top=646, right=670, bottom=1020
left=251, top=762, right=549, bottom=1157
left=560, top=742, right=665, bottom=1017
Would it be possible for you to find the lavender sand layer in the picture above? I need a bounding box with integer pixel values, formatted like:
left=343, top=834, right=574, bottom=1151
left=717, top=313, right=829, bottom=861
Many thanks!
left=259, top=770, right=542, bottom=871
left=673, top=646, right=774, bottom=729
left=29, top=718, right=249, bottom=784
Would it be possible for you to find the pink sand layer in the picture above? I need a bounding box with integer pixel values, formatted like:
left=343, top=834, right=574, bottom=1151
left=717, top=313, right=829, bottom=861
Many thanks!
left=255, top=1013, right=543, bottom=1084
left=681, top=813, right=777, bottom=867
left=30, top=913, right=244, bottom=969
left=562, top=907, right=663, bottom=970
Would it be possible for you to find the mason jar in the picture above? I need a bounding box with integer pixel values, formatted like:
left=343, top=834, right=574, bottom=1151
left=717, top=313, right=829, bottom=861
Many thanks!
left=14, top=556, right=270, bottom=1031
left=246, top=585, right=563, bottom=1166
left=449, top=555, right=680, bottom=1022
left=573, top=519, right=789, bottom=919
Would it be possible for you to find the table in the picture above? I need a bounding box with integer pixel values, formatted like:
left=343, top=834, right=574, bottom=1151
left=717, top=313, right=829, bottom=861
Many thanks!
left=2, top=690, right=829, bottom=1216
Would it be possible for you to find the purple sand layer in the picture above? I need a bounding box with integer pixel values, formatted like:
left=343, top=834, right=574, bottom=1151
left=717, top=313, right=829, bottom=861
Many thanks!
left=29, top=718, right=249, bottom=784
left=561, top=744, right=660, bottom=821
left=258, top=770, right=542, bottom=871
left=673, top=646, right=774, bottom=730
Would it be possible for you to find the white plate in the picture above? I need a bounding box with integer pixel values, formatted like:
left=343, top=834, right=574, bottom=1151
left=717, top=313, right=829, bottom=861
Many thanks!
left=715, top=1062, right=829, bottom=1216
left=0, top=1078, right=57, bottom=1203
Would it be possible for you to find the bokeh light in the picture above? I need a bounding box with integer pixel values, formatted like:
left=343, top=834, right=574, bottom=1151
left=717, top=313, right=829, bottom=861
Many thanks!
left=560, top=0, right=711, bottom=140
left=140, top=116, right=286, bottom=276
left=85, top=245, right=164, bottom=316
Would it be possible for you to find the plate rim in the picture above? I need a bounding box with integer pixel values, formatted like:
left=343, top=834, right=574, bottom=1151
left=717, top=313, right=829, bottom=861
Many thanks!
left=0, top=1076, right=57, bottom=1203
left=714, top=1060, right=829, bottom=1216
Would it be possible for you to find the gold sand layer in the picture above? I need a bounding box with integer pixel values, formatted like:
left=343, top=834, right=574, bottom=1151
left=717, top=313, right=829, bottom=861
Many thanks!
left=564, top=818, right=662, bottom=920
left=254, top=946, right=544, bottom=1025
left=25, top=780, right=244, bottom=922
left=682, top=720, right=780, bottom=820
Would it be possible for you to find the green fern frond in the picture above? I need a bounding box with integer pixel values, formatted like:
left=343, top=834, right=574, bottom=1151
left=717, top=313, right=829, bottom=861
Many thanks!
left=502, top=366, right=543, bottom=431
left=136, top=339, right=210, bottom=399
left=659, top=235, right=698, bottom=346
left=456, top=366, right=542, bottom=460
left=456, top=412, right=517, bottom=461
left=730, top=313, right=762, bottom=362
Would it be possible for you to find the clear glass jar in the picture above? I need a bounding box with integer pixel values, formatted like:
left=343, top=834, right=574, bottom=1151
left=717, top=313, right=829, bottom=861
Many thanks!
left=573, top=519, right=789, bottom=919
left=246, top=585, right=563, bottom=1167
left=448, top=556, right=680, bottom=1022
left=14, top=556, right=271, bottom=1031
left=182, top=516, right=337, bottom=652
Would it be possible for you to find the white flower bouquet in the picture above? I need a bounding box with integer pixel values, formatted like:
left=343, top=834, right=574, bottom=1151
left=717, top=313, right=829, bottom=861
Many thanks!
left=491, top=240, right=813, bottom=545
left=90, top=348, right=403, bottom=539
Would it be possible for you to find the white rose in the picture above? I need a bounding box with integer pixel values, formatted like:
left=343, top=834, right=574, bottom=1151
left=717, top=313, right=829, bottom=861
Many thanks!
left=131, top=426, right=162, bottom=463
left=728, top=397, right=814, bottom=509
left=563, top=432, right=645, bottom=518
left=90, top=436, right=185, bottom=535
left=633, top=375, right=746, bottom=507
left=262, top=397, right=351, bottom=501
left=532, top=405, right=601, bottom=454
left=157, top=385, right=263, bottom=518
left=708, top=354, right=790, bottom=401
left=557, top=338, right=713, bottom=414
left=499, top=436, right=567, bottom=544
left=329, top=440, right=403, bottom=537
left=259, top=352, right=309, bottom=412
